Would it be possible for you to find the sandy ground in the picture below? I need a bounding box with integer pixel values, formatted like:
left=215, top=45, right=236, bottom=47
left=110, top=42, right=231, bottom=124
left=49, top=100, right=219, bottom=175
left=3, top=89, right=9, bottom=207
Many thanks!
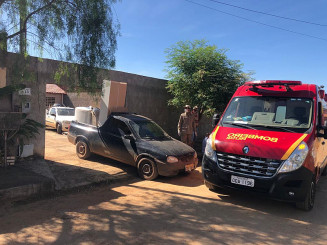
left=1, top=130, right=327, bottom=244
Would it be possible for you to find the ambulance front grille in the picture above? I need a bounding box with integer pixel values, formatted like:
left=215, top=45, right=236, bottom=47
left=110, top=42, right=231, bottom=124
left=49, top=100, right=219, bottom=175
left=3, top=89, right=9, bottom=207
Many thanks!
left=216, top=152, right=283, bottom=178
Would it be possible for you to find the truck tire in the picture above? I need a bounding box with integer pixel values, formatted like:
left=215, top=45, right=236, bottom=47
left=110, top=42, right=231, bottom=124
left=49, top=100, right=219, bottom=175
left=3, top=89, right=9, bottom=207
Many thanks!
left=76, top=140, right=91, bottom=159
left=296, top=179, right=316, bottom=211
left=56, top=123, right=63, bottom=134
left=137, top=158, right=158, bottom=180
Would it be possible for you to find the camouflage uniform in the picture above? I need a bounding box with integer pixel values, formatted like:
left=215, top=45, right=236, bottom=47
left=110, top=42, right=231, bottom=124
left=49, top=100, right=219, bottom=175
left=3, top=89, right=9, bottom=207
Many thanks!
left=192, top=107, right=199, bottom=143
left=178, top=111, right=195, bottom=146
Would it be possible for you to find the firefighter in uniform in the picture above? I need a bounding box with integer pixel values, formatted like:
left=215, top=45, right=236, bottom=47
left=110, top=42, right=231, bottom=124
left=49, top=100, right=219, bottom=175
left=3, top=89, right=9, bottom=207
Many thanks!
left=178, top=105, right=196, bottom=146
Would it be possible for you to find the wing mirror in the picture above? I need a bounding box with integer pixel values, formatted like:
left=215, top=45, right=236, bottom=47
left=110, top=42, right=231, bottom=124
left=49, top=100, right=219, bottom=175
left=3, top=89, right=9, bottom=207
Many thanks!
left=50, top=113, right=56, bottom=117
left=212, top=113, right=220, bottom=127
left=124, top=134, right=135, bottom=140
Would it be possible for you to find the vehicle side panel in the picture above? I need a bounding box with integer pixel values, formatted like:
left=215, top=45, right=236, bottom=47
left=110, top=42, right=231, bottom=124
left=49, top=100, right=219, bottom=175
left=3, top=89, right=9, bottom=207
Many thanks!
left=69, top=121, right=107, bottom=157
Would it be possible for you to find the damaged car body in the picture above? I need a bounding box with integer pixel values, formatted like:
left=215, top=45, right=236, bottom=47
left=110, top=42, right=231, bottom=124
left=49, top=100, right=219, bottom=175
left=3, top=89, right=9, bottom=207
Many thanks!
left=68, top=113, right=198, bottom=180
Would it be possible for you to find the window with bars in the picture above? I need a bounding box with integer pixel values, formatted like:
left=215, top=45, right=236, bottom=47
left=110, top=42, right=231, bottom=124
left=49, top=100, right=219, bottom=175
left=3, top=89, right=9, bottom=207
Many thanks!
left=46, top=97, right=55, bottom=107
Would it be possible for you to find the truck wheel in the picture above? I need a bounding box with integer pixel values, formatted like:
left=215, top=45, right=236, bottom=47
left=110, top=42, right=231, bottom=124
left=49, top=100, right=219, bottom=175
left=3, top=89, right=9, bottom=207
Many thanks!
left=56, top=123, right=63, bottom=134
left=296, top=179, right=316, bottom=211
left=76, top=140, right=91, bottom=159
left=137, top=158, right=158, bottom=180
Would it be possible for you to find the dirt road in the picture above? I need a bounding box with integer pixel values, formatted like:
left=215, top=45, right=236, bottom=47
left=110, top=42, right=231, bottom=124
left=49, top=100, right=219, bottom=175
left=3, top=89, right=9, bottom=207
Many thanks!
left=1, top=130, right=327, bottom=244
left=1, top=169, right=327, bottom=244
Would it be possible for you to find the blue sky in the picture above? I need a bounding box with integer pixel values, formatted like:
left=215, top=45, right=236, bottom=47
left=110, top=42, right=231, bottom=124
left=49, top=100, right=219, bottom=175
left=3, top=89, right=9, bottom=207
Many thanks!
left=113, top=0, right=327, bottom=87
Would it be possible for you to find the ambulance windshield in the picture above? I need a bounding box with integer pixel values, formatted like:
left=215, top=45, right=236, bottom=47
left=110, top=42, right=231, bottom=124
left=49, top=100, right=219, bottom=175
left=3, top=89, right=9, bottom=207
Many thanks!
left=222, top=97, right=313, bottom=132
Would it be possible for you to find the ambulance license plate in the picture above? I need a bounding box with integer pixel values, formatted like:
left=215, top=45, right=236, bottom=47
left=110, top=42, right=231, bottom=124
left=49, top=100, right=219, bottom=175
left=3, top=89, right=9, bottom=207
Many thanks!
left=231, top=175, right=254, bottom=187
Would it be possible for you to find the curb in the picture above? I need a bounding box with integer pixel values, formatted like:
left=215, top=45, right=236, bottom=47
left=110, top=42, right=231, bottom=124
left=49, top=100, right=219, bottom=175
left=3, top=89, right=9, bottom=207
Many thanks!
left=0, top=180, right=55, bottom=202
left=3, top=172, right=135, bottom=204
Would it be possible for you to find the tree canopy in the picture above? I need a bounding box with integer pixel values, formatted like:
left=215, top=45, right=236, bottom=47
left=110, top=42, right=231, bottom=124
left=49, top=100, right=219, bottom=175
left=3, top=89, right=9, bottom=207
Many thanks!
left=165, top=40, right=253, bottom=118
left=0, top=0, right=120, bottom=90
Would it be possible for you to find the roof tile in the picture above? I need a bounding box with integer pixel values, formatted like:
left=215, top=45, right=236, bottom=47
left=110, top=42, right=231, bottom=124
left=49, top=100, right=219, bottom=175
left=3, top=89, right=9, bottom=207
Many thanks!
left=46, top=84, right=66, bottom=94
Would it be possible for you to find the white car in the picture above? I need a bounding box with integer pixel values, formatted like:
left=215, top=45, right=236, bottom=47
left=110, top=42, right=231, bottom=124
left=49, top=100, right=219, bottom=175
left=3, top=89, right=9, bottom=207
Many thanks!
left=46, top=107, right=75, bottom=134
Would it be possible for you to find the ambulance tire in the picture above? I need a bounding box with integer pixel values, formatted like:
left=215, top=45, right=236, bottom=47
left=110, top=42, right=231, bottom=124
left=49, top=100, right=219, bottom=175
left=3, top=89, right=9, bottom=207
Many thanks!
left=137, top=158, right=158, bottom=180
left=296, top=179, right=316, bottom=211
left=322, top=165, right=327, bottom=176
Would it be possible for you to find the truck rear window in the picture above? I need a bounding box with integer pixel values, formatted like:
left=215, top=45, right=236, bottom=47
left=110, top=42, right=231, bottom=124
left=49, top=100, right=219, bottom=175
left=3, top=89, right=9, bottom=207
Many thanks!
left=57, top=108, right=75, bottom=116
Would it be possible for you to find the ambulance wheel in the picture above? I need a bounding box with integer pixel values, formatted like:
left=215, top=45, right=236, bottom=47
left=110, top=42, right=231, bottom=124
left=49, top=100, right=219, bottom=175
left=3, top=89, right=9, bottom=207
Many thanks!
left=296, top=179, right=316, bottom=211
left=76, top=140, right=91, bottom=159
left=322, top=166, right=327, bottom=176
left=137, top=158, right=158, bottom=180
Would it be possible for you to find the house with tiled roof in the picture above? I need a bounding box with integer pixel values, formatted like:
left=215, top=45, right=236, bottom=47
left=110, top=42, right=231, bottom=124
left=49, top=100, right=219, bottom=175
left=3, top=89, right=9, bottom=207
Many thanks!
left=46, top=84, right=66, bottom=107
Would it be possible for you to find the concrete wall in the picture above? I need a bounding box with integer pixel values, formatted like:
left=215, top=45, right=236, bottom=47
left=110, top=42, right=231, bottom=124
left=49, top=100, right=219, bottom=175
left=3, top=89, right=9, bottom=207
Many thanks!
left=5, top=53, right=214, bottom=149
left=64, top=92, right=101, bottom=108
left=5, top=53, right=46, bottom=157
left=0, top=94, right=12, bottom=112
left=64, top=70, right=214, bottom=139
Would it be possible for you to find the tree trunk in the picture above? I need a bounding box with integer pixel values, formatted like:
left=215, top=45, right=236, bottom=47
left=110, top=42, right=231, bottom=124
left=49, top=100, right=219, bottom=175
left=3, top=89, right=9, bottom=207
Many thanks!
left=19, top=0, right=27, bottom=54
left=0, top=31, right=7, bottom=68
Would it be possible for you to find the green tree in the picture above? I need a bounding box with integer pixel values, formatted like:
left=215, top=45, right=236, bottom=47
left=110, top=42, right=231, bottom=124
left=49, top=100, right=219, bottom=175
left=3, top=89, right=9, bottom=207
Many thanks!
left=0, top=0, right=120, bottom=90
left=165, top=40, right=253, bottom=119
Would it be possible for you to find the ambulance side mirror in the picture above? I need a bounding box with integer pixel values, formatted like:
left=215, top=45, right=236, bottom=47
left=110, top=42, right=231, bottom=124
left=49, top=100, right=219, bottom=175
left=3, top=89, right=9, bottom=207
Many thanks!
left=212, top=114, right=220, bottom=127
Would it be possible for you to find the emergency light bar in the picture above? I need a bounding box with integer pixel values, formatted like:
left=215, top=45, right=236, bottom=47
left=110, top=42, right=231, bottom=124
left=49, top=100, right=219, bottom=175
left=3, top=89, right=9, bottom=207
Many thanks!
left=245, top=80, right=302, bottom=92
left=245, top=80, right=302, bottom=86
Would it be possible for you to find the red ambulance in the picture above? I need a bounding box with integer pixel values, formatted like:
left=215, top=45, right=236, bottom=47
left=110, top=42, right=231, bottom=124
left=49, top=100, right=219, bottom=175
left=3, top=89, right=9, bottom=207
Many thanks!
left=202, top=80, right=327, bottom=210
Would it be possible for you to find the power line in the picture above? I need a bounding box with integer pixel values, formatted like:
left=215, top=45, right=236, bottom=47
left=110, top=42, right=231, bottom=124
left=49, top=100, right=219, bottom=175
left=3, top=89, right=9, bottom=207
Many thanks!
left=207, top=0, right=327, bottom=27
left=184, top=0, right=327, bottom=42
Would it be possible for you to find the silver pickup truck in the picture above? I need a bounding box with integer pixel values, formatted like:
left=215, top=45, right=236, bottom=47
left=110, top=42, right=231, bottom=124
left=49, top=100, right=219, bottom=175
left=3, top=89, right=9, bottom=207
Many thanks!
left=46, top=107, right=75, bottom=134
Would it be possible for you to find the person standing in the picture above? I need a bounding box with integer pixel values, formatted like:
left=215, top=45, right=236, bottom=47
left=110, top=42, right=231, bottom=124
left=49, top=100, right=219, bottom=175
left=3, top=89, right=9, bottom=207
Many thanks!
left=178, top=105, right=196, bottom=146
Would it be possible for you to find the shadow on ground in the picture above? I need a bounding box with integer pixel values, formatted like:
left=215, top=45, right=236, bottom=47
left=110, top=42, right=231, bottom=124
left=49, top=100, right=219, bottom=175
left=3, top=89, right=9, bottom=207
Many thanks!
left=1, top=175, right=327, bottom=244
left=156, top=168, right=204, bottom=187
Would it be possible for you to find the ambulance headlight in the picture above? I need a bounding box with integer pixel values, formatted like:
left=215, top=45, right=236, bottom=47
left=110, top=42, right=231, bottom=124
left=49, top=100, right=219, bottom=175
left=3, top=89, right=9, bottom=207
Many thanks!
left=279, top=142, right=308, bottom=173
left=204, top=137, right=217, bottom=162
